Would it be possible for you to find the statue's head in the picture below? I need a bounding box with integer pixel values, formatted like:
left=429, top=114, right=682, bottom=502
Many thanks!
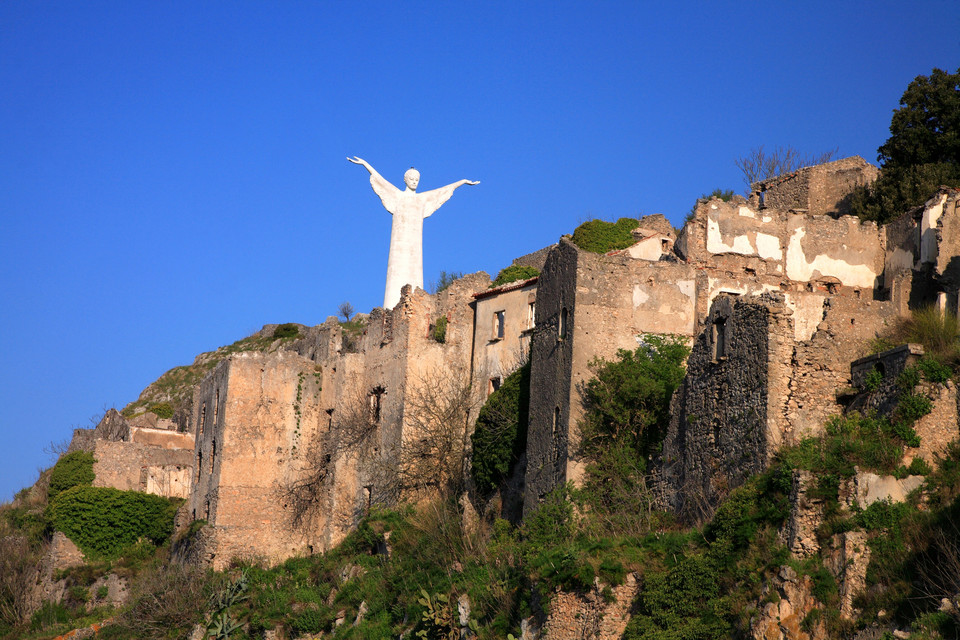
left=404, top=168, right=420, bottom=191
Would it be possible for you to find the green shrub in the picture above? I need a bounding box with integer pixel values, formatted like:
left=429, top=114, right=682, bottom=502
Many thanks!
left=863, top=368, right=884, bottom=392
left=907, top=456, right=932, bottom=476
left=490, top=265, right=540, bottom=288
left=432, top=316, right=448, bottom=343
left=432, top=270, right=464, bottom=293
left=580, top=335, right=689, bottom=458
left=47, top=486, right=179, bottom=559
left=570, top=217, right=639, bottom=253
left=147, top=402, right=174, bottom=419
left=471, top=362, right=531, bottom=497
left=30, top=601, right=72, bottom=630
left=896, top=366, right=920, bottom=390
left=918, top=356, right=952, bottom=383
left=48, top=451, right=96, bottom=500
left=273, top=323, right=300, bottom=339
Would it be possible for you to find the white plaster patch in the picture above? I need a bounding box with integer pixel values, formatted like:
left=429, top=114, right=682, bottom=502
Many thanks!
left=738, top=206, right=757, bottom=218
left=707, top=216, right=756, bottom=255
left=785, top=227, right=878, bottom=288
left=784, top=293, right=826, bottom=341
left=755, top=232, right=783, bottom=261
left=920, top=193, right=947, bottom=265
left=706, top=278, right=779, bottom=306
left=632, top=284, right=650, bottom=308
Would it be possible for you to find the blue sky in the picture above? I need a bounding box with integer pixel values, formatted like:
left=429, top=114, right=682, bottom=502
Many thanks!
left=1, top=1, right=957, bottom=500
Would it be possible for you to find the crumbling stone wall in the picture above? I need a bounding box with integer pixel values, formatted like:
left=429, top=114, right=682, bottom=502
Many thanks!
left=661, top=295, right=793, bottom=519
left=750, top=156, right=879, bottom=217
left=524, top=239, right=698, bottom=516
left=91, top=439, right=193, bottom=499
left=182, top=272, right=495, bottom=568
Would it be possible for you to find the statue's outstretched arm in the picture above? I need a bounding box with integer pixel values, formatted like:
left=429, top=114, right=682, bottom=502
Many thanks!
left=421, top=179, right=480, bottom=218
left=347, top=156, right=378, bottom=176
left=348, top=156, right=400, bottom=213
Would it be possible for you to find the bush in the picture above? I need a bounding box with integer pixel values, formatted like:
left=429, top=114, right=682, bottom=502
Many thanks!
left=918, top=356, right=952, bottom=383
left=273, top=323, right=300, bottom=339
left=570, top=218, right=639, bottom=253
left=490, top=265, right=539, bottom=288
left=432, top=316, right=448, bottom=343
left=471, top=362, right=531, bottom=497
left=48, top=451, right=95, bottom=501
left=580, top=335, right=689, bottom=457
left=47, top=486, right=179, bottom=559
left=147, top=402, right=174, bottom=419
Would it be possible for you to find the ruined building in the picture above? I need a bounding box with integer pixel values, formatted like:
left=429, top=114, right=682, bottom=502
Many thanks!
left=70, top=156, right=960, bottom=567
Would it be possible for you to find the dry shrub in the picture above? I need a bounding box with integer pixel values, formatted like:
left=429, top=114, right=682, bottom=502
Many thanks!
left=108, top=560, right=213, bottom=639
left=0, top=528, right=39, bottom=627
left=889, top=306, right=960, bottom=364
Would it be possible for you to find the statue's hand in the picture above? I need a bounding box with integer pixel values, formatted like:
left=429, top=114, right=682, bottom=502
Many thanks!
left=464, top=180, right=480, bottom=185
left=346, top=156, right=365, bottom=165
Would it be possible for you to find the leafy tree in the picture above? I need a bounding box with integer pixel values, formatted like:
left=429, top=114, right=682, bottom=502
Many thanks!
left=852, top=67, right=960, bottom=222
left=735, top=145, right=837, bottom=190
left=579, top=334, right=689, bottom=458
left=470, top=362, right=531, bottom=497
left=878, top=68, right=960, bottom=168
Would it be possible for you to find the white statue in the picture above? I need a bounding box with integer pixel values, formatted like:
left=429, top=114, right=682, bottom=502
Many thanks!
left=348, top=157, right=479, bottom=309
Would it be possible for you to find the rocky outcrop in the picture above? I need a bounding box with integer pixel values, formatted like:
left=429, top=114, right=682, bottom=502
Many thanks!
left=750, top=565, right=827, bottom=640
left=537, top=574, right=639, bottom=640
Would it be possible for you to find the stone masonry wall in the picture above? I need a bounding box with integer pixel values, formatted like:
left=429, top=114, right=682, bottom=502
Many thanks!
left=661, top=295, right=790, bottom=520
left=91, top=439, right=193, bottom=499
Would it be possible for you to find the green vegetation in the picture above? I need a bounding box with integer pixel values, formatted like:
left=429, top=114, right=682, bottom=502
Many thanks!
left=47, top=451, right=95, bottom=501
left=851, top=67, right=960, bottom=223
left=432, top=315, right=448, bottom=343
left=570, top=217, right=639, bottom=253
left=146, top=402, right=173, bottom=419
left=340, top=316, right=368, bottom=353
left=47, top=486, right=180, bottom=560
left=490, top=265, right=540, bottom=288
left=470, top=362, right=531, bottom=497
left=431, top=270, right=464, bottom=294
left=272, top=323, right=301, bottom=340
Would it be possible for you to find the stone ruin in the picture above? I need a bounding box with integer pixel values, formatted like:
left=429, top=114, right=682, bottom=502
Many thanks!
left=66, top=157, right=960, bottom=569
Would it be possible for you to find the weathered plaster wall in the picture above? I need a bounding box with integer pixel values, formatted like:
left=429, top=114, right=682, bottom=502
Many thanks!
left=472, top=279, right=537, bottom=390
left=91, top=440, right=193, bottom=498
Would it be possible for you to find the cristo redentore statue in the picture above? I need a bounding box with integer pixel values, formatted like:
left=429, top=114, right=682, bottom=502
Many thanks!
left=348, top=157, right=479, bottom=309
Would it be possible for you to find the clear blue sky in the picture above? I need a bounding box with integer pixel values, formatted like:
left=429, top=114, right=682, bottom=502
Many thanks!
left=1, top=1, right=957, bottom=500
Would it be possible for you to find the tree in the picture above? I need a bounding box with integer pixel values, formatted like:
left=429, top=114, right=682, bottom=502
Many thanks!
left=878, top=68, right=960, bottom=168
left=735, top=145, right=838, bottom=191
left=852, top=68, right=960, bottom=223
left=337, top=301, right=355, bottom=322
left=430, top=271, right=464, bottom=294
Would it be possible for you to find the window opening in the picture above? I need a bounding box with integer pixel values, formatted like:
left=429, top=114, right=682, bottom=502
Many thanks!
left=559, top=307, right=568, bottom=340
left=493, top=310, right=505, bottom=339
left=489, top=377, right=501, bottom=394
left=713, top=318, right=727, bottom=360
left=528, top=302, right=536, bottom=329
left=369, top=386, right=385, bottom=423
left=199, top=403, right=206, bottom=437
